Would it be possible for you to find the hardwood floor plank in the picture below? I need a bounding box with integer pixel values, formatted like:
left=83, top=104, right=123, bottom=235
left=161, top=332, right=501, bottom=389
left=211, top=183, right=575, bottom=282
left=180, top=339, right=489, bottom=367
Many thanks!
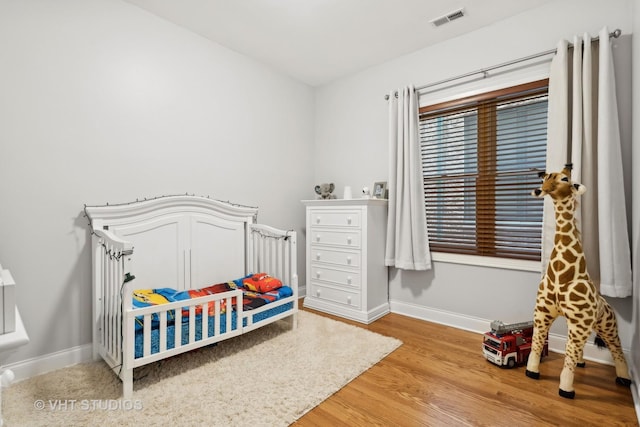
left=293, top=304, right=638, bottom=427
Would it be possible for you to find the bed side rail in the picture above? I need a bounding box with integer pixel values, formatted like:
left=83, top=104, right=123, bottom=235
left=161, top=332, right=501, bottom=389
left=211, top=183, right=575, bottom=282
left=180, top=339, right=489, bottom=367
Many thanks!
left=249, top=224, right=297, bottom=292
left=91, top=229, right=133, bottom=367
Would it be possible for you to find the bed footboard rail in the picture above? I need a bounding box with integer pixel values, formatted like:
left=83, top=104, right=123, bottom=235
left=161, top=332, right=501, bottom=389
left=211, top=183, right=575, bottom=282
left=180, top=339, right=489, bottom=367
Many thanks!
left=125, top=290, right=243, bottom=365
left=91, top=229, right=133, bottom=370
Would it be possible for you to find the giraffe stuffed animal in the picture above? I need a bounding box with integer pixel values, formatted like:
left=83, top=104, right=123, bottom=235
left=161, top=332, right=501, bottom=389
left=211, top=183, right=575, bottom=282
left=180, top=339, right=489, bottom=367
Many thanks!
left=525, top=164, right=631, bottom=399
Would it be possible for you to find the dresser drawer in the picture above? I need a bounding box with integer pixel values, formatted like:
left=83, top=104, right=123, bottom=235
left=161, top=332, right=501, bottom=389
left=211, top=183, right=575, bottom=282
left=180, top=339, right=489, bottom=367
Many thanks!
left=310, top=229, right=361, bottom=248
left=309, top=265, right=360, bottom=288
left=309, top=283, right=361, bottom=309
left=309, top=210, right=360, bottom=228
left=310, top=247, right=361, bottom=268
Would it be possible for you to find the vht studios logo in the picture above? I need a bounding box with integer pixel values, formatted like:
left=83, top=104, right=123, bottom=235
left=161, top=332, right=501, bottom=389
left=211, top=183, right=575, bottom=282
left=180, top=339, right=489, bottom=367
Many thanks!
left=34, top=399, right=143, bottom=412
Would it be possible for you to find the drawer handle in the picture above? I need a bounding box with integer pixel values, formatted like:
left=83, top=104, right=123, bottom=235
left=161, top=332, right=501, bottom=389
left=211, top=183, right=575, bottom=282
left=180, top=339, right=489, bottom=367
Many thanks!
left=347, top=295, right=352, bottom=304
left=347, top=276, right=352, bottom=284
left=346, top=256, right=352, bottom=264
left=316, top=271, right=321, bottom=279
left=316, top=234, right=321, bottom=242
left=316, top=252, right=321, bottom=260
left=347, top=216, right=352, bottom=224
left=347, top=236, right=352, bottom=244
left=316, top=216, right=321, bottom=224
left=316, top=289, right=321, bottom=297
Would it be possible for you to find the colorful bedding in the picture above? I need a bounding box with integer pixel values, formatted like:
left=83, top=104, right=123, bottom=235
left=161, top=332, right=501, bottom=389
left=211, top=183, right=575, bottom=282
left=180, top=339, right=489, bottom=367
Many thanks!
left=132, top=273, right=293, bottom=331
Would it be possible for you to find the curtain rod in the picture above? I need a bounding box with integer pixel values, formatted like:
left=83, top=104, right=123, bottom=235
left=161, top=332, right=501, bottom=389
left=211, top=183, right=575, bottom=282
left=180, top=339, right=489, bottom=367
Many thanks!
left=384, top=28, right=621, bottom=100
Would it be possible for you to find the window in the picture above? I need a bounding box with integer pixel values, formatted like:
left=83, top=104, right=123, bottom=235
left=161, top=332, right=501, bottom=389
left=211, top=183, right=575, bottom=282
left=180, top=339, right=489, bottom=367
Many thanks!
left=419, top=80, right=548, bottom=261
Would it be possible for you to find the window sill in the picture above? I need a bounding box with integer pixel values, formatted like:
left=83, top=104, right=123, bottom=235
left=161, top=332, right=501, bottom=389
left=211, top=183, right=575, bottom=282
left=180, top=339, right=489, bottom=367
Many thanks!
left=430, top=252, right=541, bottom=273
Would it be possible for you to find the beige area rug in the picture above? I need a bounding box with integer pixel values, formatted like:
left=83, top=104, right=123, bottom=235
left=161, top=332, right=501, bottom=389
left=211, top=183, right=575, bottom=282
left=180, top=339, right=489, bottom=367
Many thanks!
left=3, top=311, right=401, bottom=426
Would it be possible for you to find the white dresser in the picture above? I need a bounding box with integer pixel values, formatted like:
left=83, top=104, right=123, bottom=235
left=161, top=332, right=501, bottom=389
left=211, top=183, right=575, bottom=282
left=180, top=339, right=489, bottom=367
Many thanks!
left=0, top=265, right=29, bottom=427
left=302, top=199, right=389, bottom=323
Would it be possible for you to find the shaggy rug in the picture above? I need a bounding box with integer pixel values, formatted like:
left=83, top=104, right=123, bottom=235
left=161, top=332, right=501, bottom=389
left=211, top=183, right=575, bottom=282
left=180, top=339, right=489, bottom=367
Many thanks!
left=3, top=311, right=401, bottom=426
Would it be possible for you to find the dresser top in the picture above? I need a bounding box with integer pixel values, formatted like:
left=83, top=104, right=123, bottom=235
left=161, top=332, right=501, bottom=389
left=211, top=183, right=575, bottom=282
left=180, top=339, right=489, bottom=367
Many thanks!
left=302, top=198, right=388, bottom=207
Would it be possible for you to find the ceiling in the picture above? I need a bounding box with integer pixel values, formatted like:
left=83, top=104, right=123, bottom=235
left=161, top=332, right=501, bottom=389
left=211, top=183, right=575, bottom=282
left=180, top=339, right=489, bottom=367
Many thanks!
left=123, top=0, right=555, bottom=86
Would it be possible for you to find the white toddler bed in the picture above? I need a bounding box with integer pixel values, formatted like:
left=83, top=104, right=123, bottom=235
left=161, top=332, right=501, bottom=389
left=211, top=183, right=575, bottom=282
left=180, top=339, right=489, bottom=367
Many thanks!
left=85, top=195, right=298, bottom=399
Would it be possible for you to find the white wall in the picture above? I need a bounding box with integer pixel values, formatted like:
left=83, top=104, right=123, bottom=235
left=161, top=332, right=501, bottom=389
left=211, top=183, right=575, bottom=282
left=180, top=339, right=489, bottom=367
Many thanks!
left=631, top=0, right=640, bottom=411
left=0, top=0, right=314, bottom=365
left=315, top=0, right=635, bottom=351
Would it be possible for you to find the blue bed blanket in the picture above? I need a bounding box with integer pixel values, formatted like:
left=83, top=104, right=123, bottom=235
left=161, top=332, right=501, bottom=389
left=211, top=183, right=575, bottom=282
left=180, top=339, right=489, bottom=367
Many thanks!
left=131, top=273, right=293, bottom=332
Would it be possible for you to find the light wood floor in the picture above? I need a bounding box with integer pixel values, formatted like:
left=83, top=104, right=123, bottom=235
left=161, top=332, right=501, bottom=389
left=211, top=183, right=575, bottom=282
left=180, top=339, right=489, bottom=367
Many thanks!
left=294, top=303, right=638, bottom=427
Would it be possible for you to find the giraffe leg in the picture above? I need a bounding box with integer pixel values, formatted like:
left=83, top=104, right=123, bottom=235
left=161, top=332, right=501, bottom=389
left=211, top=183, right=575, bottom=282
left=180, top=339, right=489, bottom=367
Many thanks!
left=525, top=310, right=554, bottom=379
left=576, top=347, right=586, bottom=368
left=559, top=322, right=591, bottom=399
left=594, top=299, right=631, bottom=386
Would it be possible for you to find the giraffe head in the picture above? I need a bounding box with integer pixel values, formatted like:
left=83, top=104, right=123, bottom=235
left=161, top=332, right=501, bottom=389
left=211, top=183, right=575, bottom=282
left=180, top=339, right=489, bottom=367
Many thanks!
left=532, top=163, right=586, bottom=200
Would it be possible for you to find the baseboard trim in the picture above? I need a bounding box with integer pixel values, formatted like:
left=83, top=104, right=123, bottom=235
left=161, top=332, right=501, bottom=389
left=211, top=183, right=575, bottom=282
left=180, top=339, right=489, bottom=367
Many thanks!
left=3, top=344, right=93, bottom=383
left=304, top=297, right=389, bottom=324
left=389, top=299, right=631, bottom=366
left=631, top=365, right=640, bottom=425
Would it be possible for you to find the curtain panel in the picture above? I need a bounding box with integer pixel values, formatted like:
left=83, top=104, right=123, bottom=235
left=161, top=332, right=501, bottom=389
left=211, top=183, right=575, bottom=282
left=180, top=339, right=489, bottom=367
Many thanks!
left=544, top=27, right=632, bottom=297
left=385, top=86, right=432, bottom=270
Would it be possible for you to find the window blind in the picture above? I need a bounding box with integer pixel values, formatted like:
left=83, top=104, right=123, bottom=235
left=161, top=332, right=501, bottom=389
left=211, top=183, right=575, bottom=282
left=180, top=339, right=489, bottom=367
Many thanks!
left=419, top=80, right=548, bottom=261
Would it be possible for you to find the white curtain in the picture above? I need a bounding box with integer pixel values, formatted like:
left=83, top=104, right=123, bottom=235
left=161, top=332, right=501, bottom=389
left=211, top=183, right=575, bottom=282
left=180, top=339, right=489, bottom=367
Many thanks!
left=385, top=86, right=432, bottom=270
left=543, top=27, right=632, bottom=297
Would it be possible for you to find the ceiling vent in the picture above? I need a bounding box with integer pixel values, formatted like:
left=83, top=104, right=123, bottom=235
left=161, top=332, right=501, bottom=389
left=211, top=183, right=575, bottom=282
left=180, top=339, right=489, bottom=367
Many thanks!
left=430, top=8, right=465, bottom=27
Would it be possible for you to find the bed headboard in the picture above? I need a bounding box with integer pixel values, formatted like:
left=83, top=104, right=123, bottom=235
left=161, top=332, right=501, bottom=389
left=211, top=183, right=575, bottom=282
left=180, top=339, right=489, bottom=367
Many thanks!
left=85, top=195, right=259, bottom=290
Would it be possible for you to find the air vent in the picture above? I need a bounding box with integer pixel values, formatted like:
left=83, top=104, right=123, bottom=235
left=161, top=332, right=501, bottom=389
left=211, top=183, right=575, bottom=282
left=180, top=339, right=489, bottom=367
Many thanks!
left=430, top=8, right=465, bottom=27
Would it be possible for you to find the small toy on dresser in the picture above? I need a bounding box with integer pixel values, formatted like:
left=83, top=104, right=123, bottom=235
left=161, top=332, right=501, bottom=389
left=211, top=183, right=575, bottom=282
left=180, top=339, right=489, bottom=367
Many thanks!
left=314, top=183, right=336, bottom=199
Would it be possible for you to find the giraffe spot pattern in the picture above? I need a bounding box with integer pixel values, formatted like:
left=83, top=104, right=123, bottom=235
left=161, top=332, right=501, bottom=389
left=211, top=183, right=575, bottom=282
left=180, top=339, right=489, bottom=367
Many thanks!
left=537, top=305, right=550, bottom=313
left=570, top=299, right=589, bottom=308
left=578, top=258, right=586, bottom=274
left=563, top=250, right=577, bottom=264
left=547, top=269, right=556, bottom=282
left=552, top=259, right=566, bottom=272
left=559, top=267, right=576, bottom=284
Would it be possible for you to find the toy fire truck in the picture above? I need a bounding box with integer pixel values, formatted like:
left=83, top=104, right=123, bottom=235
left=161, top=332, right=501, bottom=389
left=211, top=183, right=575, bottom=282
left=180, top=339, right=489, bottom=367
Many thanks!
left=482, top=320, right=548, bottom=368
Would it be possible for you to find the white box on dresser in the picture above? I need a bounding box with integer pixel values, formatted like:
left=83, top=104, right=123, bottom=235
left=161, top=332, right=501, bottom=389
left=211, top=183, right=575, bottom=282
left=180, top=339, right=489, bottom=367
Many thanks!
left=302, top=199, right=389, bottom=323
left=0, top=264, right=16, bottom=335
